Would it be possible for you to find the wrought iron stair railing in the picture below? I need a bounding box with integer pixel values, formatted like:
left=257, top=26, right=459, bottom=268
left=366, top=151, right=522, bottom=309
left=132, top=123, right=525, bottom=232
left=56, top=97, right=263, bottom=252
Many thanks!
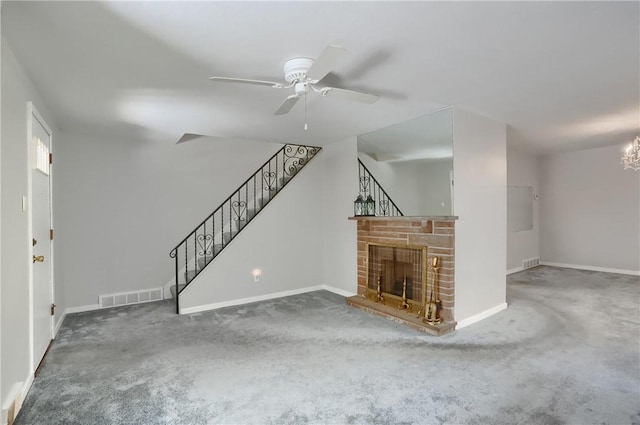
left=170, top=144, right=321, bottom=313
left=358, top=159, right=403, bottom=217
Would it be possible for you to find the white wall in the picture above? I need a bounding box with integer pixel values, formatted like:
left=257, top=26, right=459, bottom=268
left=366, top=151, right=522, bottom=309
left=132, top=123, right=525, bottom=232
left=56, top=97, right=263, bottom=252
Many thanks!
left=540, top=144, right=640, bottom=274
left=453, top=108, right=507, bottom=325
left=416, top=158, right=453, bottom=215
left=321, top=137, right=358, bottom=295
left=179, top=152, right=325, bottom=311
left=55, top=133, right=282, bottom=309
left=506, top=146, right=540, bottom=272
left=0, top=38, right=62, bottom=416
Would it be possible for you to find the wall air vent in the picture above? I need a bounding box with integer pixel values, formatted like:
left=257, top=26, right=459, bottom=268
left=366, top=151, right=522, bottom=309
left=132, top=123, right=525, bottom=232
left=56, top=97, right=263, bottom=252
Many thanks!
left=99, top=288, right=162, bottom=309
left=522, top=257, right=540, bottom=270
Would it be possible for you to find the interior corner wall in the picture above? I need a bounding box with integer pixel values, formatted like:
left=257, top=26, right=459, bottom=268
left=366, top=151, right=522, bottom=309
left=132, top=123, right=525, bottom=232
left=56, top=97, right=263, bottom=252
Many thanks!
left=540, top=144, right=640, bottom=274
left=321, top=137, right=358, bottom=294
left=507, top=146, right=540, bottom=271
left=453, top=108, right=507, bottom=324
left=0, top=38, right=61, bottom=411
left=55, top=133, right=282, bottom=310
left=179, top=153, right=325, bottom=311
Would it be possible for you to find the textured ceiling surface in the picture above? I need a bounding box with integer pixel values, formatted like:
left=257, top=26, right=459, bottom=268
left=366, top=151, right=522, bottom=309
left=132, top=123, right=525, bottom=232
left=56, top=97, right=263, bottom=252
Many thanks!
left=2, top=1, right=638, bottom=153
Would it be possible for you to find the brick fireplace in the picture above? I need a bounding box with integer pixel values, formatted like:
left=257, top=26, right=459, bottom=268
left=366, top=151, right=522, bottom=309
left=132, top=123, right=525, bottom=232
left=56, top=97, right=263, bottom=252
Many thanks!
left=347, top=216, right=457, bottom=335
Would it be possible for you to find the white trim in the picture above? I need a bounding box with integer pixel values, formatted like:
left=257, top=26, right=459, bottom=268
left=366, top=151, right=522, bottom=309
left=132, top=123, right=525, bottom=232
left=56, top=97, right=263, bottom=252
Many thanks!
left=64, top=304, right=100, bottom=314
left=180, top=285, right=326, bottom=314
left=54, top=310, right=66, bottom=338
left=540, top=262, right=640, bottom=276
left=320, top=285, right=356, bottom=297
left=1, top=374, right=34, bottom=425
left=506, top=267, right=524, bottom=275
left=456, top=303, right=508, bottom=329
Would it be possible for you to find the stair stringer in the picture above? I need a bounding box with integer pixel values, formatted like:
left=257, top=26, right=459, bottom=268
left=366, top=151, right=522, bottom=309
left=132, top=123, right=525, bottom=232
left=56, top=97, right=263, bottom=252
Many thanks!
left=178, top=152, right=324, bottom=314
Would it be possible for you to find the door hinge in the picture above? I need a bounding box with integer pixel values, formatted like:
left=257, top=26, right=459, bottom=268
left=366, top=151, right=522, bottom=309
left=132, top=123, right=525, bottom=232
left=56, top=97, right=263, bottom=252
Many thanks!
left=50, top=303, right=56, bottom=316
left=49, top=153, right=53, bottom=164
left=50, top=229, right=54, bottom=240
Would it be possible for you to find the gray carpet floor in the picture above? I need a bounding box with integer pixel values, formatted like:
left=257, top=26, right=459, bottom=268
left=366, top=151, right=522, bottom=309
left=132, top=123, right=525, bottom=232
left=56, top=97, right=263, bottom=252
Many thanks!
left=15, top=266, right=640, bottom=425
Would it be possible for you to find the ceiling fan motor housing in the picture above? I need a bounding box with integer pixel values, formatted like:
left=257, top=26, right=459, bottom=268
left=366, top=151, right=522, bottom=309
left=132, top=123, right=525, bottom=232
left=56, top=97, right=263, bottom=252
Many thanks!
left=284, top=57, right=315, bottom=83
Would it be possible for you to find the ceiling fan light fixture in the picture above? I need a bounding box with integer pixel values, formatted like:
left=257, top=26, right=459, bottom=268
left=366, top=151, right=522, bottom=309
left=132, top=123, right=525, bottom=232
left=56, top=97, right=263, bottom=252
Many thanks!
left=283, top=57, right=315, bottom=83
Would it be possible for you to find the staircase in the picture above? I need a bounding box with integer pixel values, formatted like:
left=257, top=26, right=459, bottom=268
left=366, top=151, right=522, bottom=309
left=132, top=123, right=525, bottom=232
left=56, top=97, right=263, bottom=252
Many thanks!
left=169, top=144, right=321, bottom=313
left=358, top=159, right=403, bottom=216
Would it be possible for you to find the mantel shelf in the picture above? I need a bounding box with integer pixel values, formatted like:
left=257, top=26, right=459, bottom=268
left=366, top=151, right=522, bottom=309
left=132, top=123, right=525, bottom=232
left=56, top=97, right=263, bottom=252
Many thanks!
left=348, top=215, right=458, bottom=221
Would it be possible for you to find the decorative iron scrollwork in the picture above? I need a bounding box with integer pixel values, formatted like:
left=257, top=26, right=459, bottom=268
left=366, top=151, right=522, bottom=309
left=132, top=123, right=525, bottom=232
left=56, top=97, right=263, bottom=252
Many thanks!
left=283, top=145, right=319, bottom=177
left=232, top=201, right=247, bottom=221
left=263, top=171, right=276, bottom=191
left=359, top=176, right=370, bottom=196
left=196, top=234, right=213, bottom=257
left=357, top=159, right=403, bottom=217
left=379, top=200, right=389, bottom=216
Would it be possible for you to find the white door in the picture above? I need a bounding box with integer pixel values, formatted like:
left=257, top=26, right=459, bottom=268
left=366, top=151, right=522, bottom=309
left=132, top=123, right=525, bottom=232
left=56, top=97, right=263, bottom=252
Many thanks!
left=29, top=103, right=54, bottom=371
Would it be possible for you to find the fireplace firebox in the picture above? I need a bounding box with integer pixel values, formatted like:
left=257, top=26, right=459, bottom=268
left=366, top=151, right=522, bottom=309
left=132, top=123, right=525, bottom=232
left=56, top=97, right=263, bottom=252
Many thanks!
left=365, top=243, right=427, bottom=312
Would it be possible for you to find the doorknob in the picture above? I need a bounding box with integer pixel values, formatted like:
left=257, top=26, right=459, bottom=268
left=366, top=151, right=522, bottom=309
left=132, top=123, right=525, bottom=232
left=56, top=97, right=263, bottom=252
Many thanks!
left=33, top=255, right=44, bottom=263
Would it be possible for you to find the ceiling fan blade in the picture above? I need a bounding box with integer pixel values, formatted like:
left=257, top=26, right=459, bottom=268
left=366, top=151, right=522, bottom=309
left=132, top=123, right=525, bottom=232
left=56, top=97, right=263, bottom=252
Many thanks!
left=321, top=87, right=379, bottom=104
left=209, top=76, right=284, bottom=88
left=274, top=95, right=301, bottom=115
left=306, top=45, right=348, bottom=82
left=176, top=133, right=204, bottom=144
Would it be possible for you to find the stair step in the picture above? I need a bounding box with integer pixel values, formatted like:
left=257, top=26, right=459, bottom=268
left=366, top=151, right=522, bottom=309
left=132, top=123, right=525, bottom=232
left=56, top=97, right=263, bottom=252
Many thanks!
left=196, top=244, right=222, bottom=269
left=170, top=284, right=186, bottom=299
left=185, top=270, right=198, bottom=282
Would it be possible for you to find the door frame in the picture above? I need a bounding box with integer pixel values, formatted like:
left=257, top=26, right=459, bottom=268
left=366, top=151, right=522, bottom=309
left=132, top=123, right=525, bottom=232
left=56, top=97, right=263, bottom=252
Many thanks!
left=26, top=101, right=55, bottom=372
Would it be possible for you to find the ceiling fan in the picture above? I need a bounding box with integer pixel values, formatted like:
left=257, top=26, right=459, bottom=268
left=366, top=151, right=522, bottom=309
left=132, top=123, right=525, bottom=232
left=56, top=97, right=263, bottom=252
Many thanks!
left=209, top=45, right=379, bottom=129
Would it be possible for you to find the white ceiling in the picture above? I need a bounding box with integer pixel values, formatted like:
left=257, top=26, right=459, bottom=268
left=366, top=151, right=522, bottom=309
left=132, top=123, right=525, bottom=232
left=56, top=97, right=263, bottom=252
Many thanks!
left=2, top=1, right=638, bottom=153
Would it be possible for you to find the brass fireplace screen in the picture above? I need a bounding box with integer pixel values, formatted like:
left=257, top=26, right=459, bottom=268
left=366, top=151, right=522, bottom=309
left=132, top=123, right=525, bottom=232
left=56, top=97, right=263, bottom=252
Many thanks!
left=366, top=242, right=427, bottom=311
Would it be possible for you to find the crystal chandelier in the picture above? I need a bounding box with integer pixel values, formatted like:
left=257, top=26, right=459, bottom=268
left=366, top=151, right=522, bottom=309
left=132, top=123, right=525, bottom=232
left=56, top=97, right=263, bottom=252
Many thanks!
left=622, top=136, right=640, bottom=170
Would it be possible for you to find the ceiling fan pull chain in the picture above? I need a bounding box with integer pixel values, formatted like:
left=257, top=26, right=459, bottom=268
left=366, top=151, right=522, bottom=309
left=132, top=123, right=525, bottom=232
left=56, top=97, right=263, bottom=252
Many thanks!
left=304, top=90, right=308, bottom=131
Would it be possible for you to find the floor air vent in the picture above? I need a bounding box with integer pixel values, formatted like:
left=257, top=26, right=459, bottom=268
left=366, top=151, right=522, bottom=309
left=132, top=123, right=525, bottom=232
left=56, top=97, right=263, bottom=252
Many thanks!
left=522, top=257, right=540, bottom=270
left=99, top=288, right=162, bottom=309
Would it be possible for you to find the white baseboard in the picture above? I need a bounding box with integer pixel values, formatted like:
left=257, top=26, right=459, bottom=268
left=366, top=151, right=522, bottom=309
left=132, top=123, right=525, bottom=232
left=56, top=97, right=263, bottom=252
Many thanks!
left=179, top=285, right=356, bottom=314
left=54, top=311, right=66, bottom=338
left=180, top=285, right=326, bottom=314
left=64, top=304, right=101, bottom=314
left=320, top=285, right=356, bottom=297
left=456, top=303, right=508, bottom=329
left=541, top=262, right=640, bottom=276
left=506, top=267, right=524, bottom=275
left=1, top=373, right=34, bottom=425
